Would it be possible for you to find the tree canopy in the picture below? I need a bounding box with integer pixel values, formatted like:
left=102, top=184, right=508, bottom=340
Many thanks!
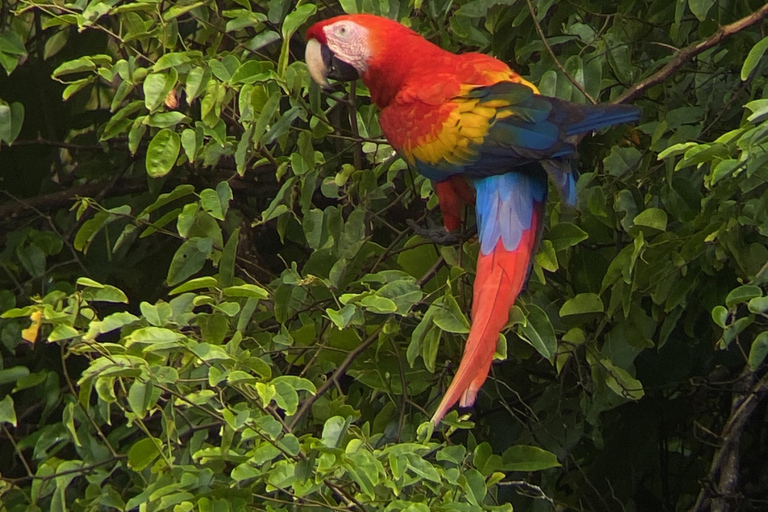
left=1, top=0, right=768, bottom=511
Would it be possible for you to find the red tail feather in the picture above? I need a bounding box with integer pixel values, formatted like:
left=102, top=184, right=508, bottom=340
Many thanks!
left=431, top=207, right=542, bottom=424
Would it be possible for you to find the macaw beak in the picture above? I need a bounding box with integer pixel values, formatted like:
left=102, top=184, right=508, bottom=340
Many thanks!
left=305, top=39, right=360, bottom=89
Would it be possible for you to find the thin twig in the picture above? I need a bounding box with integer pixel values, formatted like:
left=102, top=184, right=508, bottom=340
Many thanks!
left=524, top=0, right=597, bottom=104
left=1, top=425, right=34, bottom=478
left=613, top=3, right=768, bottom=104
left=691, top=369, right=768, bottom=512
left=60, top=345, right=120, bottom=459
left=0, top=456, right=124, bottom=485
left=287, top=256, right=446, bottom=430
left=12, top=139, right=108, bottom=151
left=0, top=180, right=145, bottom=220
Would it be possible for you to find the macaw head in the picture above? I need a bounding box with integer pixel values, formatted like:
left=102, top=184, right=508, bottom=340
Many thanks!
left=305, top=14, right=435, bottom=105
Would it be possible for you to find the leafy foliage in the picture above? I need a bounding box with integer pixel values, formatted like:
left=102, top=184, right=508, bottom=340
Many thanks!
left=1, top=0, right=768, bottom=511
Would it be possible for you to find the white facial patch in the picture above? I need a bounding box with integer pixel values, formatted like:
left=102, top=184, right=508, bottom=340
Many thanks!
left=323, top=21, right=370, bottom=74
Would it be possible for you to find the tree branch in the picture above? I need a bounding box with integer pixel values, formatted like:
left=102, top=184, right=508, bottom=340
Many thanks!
left=691, top=368, right=768, bottom=512
left=614, top=3, right=768, bottom=105
left=0, top=179, right=146, bottom=220
left=12, top=139, right=110, bottom=151
left=287, top=256, right=446, bottom=430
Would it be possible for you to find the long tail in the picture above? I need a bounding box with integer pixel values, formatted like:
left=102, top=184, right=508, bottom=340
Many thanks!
left=561, top=103, right=641, bottom=137
left=431, top=172, right=547, bottom=424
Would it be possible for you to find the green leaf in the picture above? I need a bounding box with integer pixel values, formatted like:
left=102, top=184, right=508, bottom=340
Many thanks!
left=711, top=305, right=729, bottom=329
left=83, top=284, right=129, bottom=303
left=145, top=111, right=188, bottom=129
left=559, top=293, right=604, bottom=316
left=725, top=285, right=762, bottom=308
left=463, top=469, right=486, bottom=506
left=153, top=51, right=199, bottom=72
left=0, top=366, right=29, bottom=386
left=127, top=327, right=184, bottom=347
left=599, top=357, right=645, bottom=400
left=603, top=147, right=641, bottom=177
left=47, top=325, right=79, bottom=342
left=231, top=463, right=260, bottom=482
left=359, top=295, right=398, bottom=314
left=748, top=296, right=768, bottom=314
left=219, top=228, right=239, bottom=287
left=77, top=276, right=106, bottom=288
left=657, top=142, right=699, bottom=160
left=535, top=239, right=558, bottom=272
left=749, top=332, right=768, bottom=371
left=140, top=301, right=173, bottom=327
left=322, top=416, right=350, bottom=448
left=185, top=67, right=211, bottom=102
left=432, top=294, right=470, bottom=334
left=406, top=454, right=441, bottom=483
left=127, top=437, right=162, bottom=470
left=253, top=91, right=281, bottom=143
left=167, top=238, right=213, bottom=286
left=688, top=0, right=715, bottom=21
left=273, top=376, right=316, bottom=395
left=164, top=1, right=205, bottom=20
left=272, top=380, right=299, bottom=415
left=437, top=445, right=466, bottom=465
left=263, top=106, right=303, bottom=144
left=518, top=304, right=557, bottom=362
left=0, top=101, right=23, bottom=145
left=0, top=395, right=17, bottom=427
left=231, top=61, right=273, bottom=84
left=502, top=445, right=561, bottom=471
left=742, top=36, right=768, bottom=80
left=128, top=381, right=149, bottom=416
left=169, top=276, right=218, bottom=294
left=421, top=325, right=441, bottom=373
left=146, top=129, right=180, bottom=178
left=281, top=4, right=317, bottom=39
left=547, top=223, right=588, bottom=251
left=51, top=55, right=110, bottom=78
left=633, top=208, right=668, bottom=232
left=143, top=70, right=177, bottom=111
left=222, top=284, right=269, bottom=299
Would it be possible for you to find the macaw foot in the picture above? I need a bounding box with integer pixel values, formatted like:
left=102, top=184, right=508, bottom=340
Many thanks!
left=407, top=219, right=463, bottom=245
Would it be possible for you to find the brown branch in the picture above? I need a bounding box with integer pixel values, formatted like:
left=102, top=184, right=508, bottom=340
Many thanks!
left=524, top=0, right=597, bottom=104
left=614, top=3, right=768, bottom=105
left=0, top=455, right=125, bottom=485
left=286, top=256, right=446, bottom=430
left=691, top=369, right=768, bottom=512
left=12, top=139, right=110, bottom=151
left=287, top=323, right=386, bottom=431
left=0, top=179, right=145, bottom=220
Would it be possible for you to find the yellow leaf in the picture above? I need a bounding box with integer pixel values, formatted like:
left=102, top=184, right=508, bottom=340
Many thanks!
left=21, top=310, right=42, bottom=344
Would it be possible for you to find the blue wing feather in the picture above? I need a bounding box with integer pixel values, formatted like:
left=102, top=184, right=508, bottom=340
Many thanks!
left=413, top=82, right=641, bottom=181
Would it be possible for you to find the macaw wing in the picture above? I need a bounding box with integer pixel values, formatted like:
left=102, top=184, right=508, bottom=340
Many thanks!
left=381, top=80, right=640, bottom=187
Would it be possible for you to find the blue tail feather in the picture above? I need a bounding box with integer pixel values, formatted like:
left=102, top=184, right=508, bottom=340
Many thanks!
left=475, top=172, right=548, bottom=255
left=563, top=104, right=641, bottom=137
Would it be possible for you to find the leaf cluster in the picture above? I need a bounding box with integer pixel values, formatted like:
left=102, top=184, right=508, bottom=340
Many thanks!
left=1, top=0, right=768, bottom=511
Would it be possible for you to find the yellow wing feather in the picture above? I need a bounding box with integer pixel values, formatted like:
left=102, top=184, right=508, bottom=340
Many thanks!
left=400, top=78, right=540, bottom=169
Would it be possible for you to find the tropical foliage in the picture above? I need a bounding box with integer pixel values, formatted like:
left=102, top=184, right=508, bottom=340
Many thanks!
left=1, top=0, right=768, bottom=511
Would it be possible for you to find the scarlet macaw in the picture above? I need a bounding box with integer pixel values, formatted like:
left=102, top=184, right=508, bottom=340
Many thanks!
left=305, top=14, right=640, bottom=424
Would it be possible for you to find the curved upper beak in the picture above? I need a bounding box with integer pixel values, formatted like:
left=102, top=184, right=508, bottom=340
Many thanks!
left=305, top=39, right=360, bottom=89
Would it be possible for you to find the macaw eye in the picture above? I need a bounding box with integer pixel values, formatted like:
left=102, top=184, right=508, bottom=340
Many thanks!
left=336, top=24, right=348, bottom=37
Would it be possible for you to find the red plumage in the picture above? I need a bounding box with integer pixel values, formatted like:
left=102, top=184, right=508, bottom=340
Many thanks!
left=431, top=202, right=544, bottom=422
left=305, top=14, right=640, bottom=425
